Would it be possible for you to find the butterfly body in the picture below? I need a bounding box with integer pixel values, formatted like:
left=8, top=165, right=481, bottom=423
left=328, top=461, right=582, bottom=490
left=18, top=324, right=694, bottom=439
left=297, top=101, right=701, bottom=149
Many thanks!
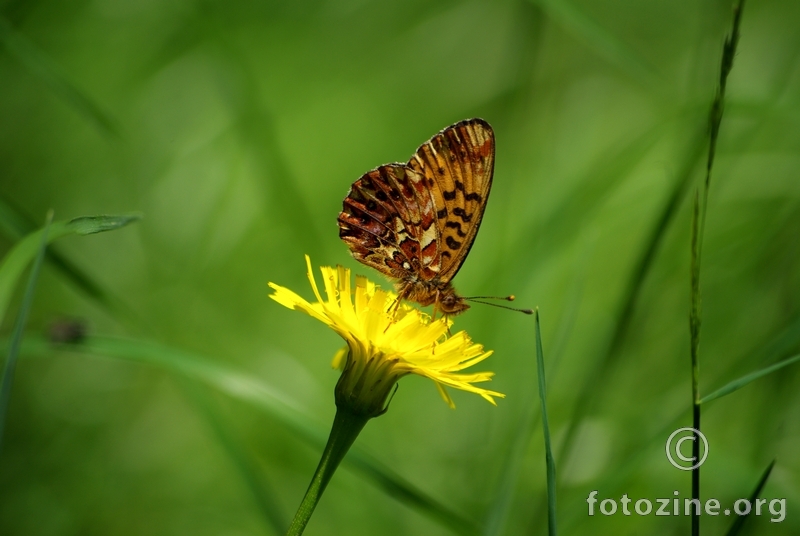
left=338, top=118, right=494, bottom=316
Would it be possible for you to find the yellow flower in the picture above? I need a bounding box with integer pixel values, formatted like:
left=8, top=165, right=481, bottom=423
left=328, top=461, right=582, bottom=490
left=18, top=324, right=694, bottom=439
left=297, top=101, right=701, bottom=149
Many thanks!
left=268, top=255, right=503, bottom=416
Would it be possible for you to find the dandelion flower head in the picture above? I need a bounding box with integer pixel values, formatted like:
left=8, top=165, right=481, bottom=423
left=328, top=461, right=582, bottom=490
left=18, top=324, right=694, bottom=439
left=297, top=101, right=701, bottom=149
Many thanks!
left=268, top=256, right=503, bottom=415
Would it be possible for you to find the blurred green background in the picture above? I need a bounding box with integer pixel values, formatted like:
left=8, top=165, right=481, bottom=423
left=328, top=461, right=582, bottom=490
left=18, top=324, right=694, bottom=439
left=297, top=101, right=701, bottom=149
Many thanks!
left=1, top=0, right=799, bottom=534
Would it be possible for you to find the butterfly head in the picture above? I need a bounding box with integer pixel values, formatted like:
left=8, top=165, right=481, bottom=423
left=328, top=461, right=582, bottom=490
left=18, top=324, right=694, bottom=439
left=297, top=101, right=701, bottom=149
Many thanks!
left=438, top=288, right=470, bottom=315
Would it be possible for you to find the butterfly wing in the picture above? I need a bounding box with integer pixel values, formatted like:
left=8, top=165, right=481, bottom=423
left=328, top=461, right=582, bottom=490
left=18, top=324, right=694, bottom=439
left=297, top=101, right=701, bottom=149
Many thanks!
left=408, top=118, right=495, bottom=282
left=338, top=163, right=441, bottom=283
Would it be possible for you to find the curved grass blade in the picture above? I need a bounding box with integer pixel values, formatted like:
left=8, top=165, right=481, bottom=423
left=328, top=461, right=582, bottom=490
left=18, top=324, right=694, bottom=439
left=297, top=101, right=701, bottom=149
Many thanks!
left=554, top=122, right=706, bottom=475
left=0, top=197, right=141, bottom=325
left=0, top=196, right=34, bottom=241
left=0, top=17, right=120, bottom=138
left=14, top=335, right=481, bottom=536
left=725, top=460, right=776, bottom=536
left=534, top=309, right=557, bottom=536
left=0, top=214, right=141, bottom=328
left=700, top=354, right=800, bottom=405
left=531, top=0, right=658, bottom=87
left=0, top=212, right=52, bottom=452
left=180, top=380, right=286, bottom=534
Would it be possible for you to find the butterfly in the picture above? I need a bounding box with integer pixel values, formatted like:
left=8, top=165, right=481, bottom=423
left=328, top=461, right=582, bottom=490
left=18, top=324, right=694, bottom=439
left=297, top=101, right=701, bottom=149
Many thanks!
left=338, top=118, right=504, bottom=317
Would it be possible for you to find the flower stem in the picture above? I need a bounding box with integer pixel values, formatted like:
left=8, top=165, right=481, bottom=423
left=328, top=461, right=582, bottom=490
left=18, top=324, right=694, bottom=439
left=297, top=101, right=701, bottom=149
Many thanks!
left=285, top=407, right=370, bottom=536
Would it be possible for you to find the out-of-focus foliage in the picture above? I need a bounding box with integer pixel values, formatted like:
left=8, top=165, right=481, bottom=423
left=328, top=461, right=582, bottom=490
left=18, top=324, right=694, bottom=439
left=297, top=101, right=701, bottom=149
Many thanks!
left=1, top=0, right=798, bottom=534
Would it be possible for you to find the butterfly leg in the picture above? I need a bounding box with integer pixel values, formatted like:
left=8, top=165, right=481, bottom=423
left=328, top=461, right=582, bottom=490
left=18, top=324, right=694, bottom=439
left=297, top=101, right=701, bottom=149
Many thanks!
left=383, top=285, right=411, bottom=333
left=432, top=290, right=452, bottom=337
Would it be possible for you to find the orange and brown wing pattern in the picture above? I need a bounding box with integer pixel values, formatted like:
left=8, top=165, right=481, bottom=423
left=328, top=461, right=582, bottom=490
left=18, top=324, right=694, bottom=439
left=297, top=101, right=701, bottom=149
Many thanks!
left=338, top=163, right=440, bottom=283
left=408, top=118, right=494, bottom=282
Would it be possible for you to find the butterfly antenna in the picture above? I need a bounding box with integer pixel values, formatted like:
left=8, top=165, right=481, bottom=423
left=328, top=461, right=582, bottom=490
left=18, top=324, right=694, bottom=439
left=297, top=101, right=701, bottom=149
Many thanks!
left=464, top=295, right=534, bottom=315
left=465, top=295, right=518, bottom=301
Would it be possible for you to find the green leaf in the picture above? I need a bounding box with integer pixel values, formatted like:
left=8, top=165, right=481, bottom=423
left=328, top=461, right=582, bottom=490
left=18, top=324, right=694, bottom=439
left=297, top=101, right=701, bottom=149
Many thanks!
left=0, top=212, right=52, bottom=451
left=700, top=354, right=800, bottom=405
left=15, top=335, right=481, bottom=536
left=535, top=309, right=558, bottom=536
left=64, top=214, right=142, bottom=235
left=0, top=198, right=142, bottom=325
left=725, top=460, right=776, bottom=536
left=0, top=214, right=141, bottom=328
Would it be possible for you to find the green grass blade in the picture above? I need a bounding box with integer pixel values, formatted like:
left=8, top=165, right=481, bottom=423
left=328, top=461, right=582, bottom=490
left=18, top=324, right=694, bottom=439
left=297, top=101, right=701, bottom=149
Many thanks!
left=554, top=123, right=706, bottom=479
left=700, top=354, right=800, bottom=405
left=559, top=408, right=689, bottom=534
left=484, top=259, right=584, bottom=536
left=482, top=407, right=533, bottom=536
left=0, top=212, right=52, bottom=452
left=15, top=335, right=480, bottom=535
left=0, top=197, right=33, bottom=241
left=231, top=75, right=323, bottom=255
left=180, top=380, right=286, bottom=534
left=0, top=17, right=120, bottom=138
left=0, top=197, right=141, bottom=324
left=0, top=214, right=141, bottom=328
left=724, top=460, right=776, bottom=536
left=534, top=309, right=557, bottom=536
left=342, top=451, right=482, bottom=535
left=532, top=0, right=658, bottom=86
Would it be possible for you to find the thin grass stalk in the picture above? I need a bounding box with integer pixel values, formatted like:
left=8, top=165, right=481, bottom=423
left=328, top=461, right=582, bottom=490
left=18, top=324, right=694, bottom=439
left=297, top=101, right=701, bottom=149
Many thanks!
left=690, top=191, right=702, bottom=536
left=689, top=2, right=746, bottom=534
left=0, top=211, right=52, bottom=452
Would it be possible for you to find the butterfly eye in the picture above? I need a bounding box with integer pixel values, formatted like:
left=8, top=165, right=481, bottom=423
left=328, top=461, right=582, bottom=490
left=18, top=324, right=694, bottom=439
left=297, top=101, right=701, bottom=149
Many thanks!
left=442, top=294, right=457, bottom=307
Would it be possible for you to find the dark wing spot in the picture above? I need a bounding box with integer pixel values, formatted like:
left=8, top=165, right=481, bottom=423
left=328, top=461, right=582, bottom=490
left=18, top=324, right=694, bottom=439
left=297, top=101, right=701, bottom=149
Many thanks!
left=465, top=192, right=482, bottom=202
left=390, top=189, right=401, bottom=200
left=453, top=208, right=472, bottom=222
left=454, top=180, right=465, bottom=192
left=376, top=190, right=388, bottom=202
left=437, top=208, right=448, bottom=219
left=428, top=178, right=434, bottom=186
left=445, top=221, right=467, bottom=237
left=438, top=167, right=445, bottom=175
left=445, top=236, right=462, bottom=250
left=366, top=200, right=377, bottom=211
left=441, top=251, right=452, bottom=260
left=443, top=190, right=456, bottom=201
